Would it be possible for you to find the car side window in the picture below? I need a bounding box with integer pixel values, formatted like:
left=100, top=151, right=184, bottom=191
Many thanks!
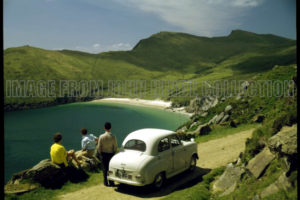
left=170, top=135, right=181, bottom=148
left=158, top=137, right=170, bottom=152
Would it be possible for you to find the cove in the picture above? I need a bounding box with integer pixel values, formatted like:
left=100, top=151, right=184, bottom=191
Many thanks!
left=4, top=102, right=189, bottom=183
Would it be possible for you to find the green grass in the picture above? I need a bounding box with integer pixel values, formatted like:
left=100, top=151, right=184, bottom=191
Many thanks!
left=195, top=123, right=260, bottom=144
left=5, top=172, right=103, bottom=200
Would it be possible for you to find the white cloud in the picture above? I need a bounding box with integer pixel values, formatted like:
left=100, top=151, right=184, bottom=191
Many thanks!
left=231, top=0, right=263, bottom=7
left=93, top=43, right=100, bottom=48
left=114, top=0, right=264, bottom=36
left=74, top=42, right=132, bottom=53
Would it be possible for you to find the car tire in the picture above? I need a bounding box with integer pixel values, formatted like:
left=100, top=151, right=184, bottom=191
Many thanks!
left=153, top=172, right=165, bottom=190
left=189, top=155, right=197, bottom=172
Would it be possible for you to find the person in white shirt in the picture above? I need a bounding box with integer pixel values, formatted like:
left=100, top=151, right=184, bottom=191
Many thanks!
left=80, top=128, right=98, bottom=159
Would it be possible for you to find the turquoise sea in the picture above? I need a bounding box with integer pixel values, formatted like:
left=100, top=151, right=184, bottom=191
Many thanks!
left=4, top=102, right=189, bottom=183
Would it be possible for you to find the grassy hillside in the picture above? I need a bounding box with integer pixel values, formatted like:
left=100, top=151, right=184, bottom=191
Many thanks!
left=4, top=30, right=296, bottom=110
left=101, top=30, right=295, bottom=73
left=176, top=64, right=297, bottom=199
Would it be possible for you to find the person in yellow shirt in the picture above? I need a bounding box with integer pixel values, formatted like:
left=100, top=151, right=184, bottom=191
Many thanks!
left=50, top=132, right=81, bottom=168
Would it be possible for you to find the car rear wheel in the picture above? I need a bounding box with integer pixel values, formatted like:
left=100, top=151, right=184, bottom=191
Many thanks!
left=153, top=172, right=165, bottom=189
left=189, top=156, right=197, bottom=172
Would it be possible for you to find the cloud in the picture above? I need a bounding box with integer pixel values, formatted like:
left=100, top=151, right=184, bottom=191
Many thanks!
left=114, top=0, right=264, bottom=36
left=74, top=42, right=132, bottom=53
left=93, top=43, right=100, bottom=48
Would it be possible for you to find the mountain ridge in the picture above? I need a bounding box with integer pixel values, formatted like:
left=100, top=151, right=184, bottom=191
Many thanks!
left=4, top=29, right=297, bottom=109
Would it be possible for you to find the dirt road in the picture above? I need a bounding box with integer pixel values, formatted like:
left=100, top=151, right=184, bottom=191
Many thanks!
left=59, top=129, right=254, bottom=200
left=197, top=129, right=254, bottom=169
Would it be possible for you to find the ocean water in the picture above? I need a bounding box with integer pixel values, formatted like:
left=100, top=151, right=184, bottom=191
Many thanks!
left=4, top=102, right=189, bottom=183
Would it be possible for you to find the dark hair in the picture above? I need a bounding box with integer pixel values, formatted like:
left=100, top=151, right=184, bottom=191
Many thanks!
left=81, top=128, right=87, bottom=135
left=104, top=122, right=111, bottom=130
left=53, top=133, right=62, bottom=143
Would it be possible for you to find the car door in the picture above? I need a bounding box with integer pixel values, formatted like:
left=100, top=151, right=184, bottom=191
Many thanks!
left=157, top=137, right=173, bottom=175
left=170, top=135, right=187, bottom=173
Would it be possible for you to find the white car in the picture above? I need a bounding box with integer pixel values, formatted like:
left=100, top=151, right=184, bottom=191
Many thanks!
left=107, top=128, right=198, bottom=189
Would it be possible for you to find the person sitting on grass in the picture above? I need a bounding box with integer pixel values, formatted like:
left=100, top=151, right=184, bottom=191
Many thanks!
left=78, top=128, right=98, bottom=159
left=50, top=132, right=81, bottom=168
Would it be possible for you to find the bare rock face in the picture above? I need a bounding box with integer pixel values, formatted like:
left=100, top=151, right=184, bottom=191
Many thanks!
left=213, top=163, right=244, bottom=196
left=224, top=105, right=233, bottom=113
left=208, top=115, right=218, bottom=125
left=268, top=126, right=297, bottom=155
left=186, top=123, right=211, bottom=136
left=186, top=96, right=218, bottom=113
left=215, top=112, right=225, bottom=124
left=220, top=114, right=230, bottom=124
left=25, top=159, right=69, bottom=188
left=6, top=159, right=90, bottom=193
left=246, top=147, right=275, bottom=178
left=4, top=183, right=40, bottom=195
left=74, top=151, right=101, bottom=172
left=7, top=159, right=68, bottom=190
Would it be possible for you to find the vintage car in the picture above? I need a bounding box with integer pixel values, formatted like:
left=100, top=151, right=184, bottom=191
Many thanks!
left=107, top=128, right=198, bottom=189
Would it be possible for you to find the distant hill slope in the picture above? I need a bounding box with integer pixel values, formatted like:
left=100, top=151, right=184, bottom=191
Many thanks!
left=99, top=30, right=296, bottom=73
left=3, top=30, right=296, bottom=109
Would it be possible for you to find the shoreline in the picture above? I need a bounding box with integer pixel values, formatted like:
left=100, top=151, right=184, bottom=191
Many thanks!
left=91, top=98, right=193, bottom=117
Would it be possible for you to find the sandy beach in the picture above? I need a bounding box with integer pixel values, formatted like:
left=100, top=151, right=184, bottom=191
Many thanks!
left=91, top=98, right=193, bottom=117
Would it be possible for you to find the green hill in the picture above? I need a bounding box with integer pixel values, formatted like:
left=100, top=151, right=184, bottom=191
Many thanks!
left=3, top=30, right=296, bottom=110
left=100, top=30, right=295, bottom=73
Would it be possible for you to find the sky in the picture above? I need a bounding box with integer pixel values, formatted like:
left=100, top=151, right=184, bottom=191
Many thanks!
left=4, top=0, right=296, bottom=53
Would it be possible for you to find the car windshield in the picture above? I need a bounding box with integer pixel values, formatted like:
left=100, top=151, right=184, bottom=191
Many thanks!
left=124, top=139, right=146, bottom=152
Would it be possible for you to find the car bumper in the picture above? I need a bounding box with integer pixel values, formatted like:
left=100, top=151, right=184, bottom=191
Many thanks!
left=107, top=176, right=147, bottom=186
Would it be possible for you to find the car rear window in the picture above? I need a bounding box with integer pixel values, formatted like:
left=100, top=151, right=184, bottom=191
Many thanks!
left=124, top=139, right=146, bottom=152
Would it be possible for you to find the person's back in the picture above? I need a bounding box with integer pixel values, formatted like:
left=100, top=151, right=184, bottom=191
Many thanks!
left=50, top=132, right=80, bottom=168
left=98, top=132, right=117, bottom=154
left=80, top=128, right=98, bottom=159
left=97, top=122, right=118, bottom=187
left=82, top=134, right=97, bottom=148
left=50, top=142, right=68, bottom=167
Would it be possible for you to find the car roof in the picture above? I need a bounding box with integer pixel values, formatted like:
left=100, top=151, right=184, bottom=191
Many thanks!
left=123, top=128, right=174, bottom=145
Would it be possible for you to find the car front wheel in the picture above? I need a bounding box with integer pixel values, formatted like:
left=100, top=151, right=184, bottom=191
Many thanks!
left=153, top=172, right=165, bottom=190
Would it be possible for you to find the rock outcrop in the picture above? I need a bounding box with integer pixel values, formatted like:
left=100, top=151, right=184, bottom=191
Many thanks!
left=260, top=172, right=292, bottom=198
left=268, top=126, right=297, bottom=155
left=185, top=96, right=218, bottom=114
left=7, top=159, right=89, bottom=190
left=213, top=163, right=244, bottom=196
left=214, top=125, right=297, bottom=198
left=224, top=105, right=233, bottom=113
left=246, top=147, right=275, bottom=178
left=5, top=155, right=101, bottom=194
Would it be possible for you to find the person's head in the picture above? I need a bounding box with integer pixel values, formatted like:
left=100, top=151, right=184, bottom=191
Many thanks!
left=53, top=132, right=62, bottom=143
left=104, top=122, right=111, bottom=131
left=81, top=128, right=87, bottom=136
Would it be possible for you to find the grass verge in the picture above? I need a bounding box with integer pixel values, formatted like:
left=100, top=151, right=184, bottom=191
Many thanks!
left=5, top=172, right=103, bottom=200
left=195, top=123, right=259, bottom=144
